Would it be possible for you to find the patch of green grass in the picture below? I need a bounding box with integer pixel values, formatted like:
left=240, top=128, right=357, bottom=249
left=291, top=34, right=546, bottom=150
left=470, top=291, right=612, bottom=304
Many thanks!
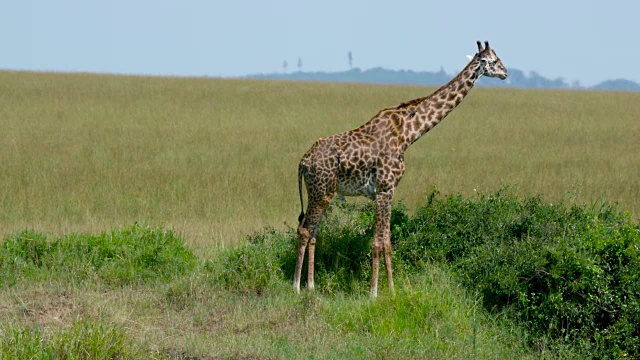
left=0, top=224, right=197, bottom=287
left=0, top=319, right=144, bottom=359
left=322, top=267, right=536, bottom=359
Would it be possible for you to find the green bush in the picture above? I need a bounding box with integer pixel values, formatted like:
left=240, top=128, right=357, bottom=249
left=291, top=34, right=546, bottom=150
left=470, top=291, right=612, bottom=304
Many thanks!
left=205, top=227, right=290, bottom=295
left=392, top=189, right=640, bottom=359
left=0, top=224, right=197, bottom=287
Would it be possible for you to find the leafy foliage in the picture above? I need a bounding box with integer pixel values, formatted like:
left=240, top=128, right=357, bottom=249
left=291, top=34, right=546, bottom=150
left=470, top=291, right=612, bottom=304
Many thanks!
left=393, top=189, right=640, bottom=358
left=205, top=227, right=290, bottom=295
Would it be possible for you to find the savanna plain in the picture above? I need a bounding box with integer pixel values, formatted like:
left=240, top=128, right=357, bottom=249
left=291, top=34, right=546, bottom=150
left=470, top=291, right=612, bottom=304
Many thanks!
left=0, top=70, right=639, bottom=359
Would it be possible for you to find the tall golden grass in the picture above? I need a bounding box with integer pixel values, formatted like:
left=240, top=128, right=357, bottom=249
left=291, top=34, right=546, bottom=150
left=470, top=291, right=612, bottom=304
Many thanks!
left=1, top=70, right=639, bottom=247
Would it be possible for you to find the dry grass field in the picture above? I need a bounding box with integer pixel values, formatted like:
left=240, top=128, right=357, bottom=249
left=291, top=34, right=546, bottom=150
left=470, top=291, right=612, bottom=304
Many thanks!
left=1, top=70, right=639, bottom=249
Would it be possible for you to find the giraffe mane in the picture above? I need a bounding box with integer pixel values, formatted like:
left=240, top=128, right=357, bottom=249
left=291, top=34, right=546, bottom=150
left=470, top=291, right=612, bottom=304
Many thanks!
left=395, top=97, right=428, bottom=109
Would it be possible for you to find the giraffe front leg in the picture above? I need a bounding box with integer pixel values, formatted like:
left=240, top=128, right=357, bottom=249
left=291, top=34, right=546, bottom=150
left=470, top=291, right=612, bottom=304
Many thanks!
left=307, top=236, right=316, bottom=290
left=371, top=191, right=394, bottom=298
left=383, top=234, right=395, bottom=297
left=370, top=234, right=382, bottom=298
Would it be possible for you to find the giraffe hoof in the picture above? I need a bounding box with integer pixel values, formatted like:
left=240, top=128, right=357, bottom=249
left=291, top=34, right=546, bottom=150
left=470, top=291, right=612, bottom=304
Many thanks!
left=370, top=287, right=378, bottom=298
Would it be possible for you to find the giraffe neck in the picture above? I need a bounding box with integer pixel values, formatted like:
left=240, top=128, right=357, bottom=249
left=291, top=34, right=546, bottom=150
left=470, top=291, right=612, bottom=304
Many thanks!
left=401, top=57, right=481, bottom=148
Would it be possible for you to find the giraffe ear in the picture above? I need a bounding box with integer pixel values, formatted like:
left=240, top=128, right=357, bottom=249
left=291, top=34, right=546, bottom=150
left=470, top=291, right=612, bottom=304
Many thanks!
left=477, top=41, right=483, bottom=52
left=466, top=55, right=474, bottom=61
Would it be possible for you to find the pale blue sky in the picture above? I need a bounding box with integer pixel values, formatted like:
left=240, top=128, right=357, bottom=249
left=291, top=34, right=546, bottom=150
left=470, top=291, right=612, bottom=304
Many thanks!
left=3, top=1, right=638, bottom=86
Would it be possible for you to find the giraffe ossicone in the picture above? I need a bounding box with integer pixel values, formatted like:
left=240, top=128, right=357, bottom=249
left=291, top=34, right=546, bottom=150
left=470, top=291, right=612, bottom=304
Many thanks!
left=294, top=41, right=508, bottom=297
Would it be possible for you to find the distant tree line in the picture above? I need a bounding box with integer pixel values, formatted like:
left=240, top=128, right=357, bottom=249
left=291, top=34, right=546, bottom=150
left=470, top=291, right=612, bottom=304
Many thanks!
left=253, top=64, right=640, bottom=92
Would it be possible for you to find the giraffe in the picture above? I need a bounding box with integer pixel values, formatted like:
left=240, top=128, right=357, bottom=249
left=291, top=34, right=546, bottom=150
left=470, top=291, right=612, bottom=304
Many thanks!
left=294, top=41, right=508, bottom=297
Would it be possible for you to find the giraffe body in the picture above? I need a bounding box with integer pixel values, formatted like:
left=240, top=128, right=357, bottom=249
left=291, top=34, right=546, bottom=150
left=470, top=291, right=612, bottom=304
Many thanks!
left=294, top=41, right=508, bottom=297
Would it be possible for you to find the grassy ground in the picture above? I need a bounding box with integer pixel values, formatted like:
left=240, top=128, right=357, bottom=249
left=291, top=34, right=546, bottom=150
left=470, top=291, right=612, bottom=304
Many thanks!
left=1, top=71, right=639, bottom=248
left=0, top=225, right=541, bottom=359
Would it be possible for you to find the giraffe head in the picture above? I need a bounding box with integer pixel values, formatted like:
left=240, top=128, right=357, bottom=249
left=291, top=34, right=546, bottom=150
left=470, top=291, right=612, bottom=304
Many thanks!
left=474, top=41, right=508, bottom=80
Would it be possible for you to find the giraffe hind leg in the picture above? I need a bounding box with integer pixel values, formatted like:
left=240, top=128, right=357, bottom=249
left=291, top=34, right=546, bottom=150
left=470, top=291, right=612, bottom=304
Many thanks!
left=293, top=224, right=310, bottom=293
left=293, top=196, right=331, bottom=293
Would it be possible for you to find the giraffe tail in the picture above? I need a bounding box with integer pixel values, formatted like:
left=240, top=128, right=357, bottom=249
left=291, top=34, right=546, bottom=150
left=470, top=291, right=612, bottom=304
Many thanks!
left=297, top=162, right=305, bottom=224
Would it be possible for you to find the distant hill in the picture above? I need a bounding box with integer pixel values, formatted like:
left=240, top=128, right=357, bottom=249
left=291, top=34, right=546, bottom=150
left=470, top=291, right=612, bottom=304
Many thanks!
left=591, top=79, right=640, bottom=91
left=247, top=68, right=640, bottom=92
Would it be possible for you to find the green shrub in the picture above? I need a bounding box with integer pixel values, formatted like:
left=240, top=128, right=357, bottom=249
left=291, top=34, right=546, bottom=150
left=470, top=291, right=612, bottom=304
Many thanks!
left=205, top=227, right=290, bottom=295
left=0, top=224, right=197, bottom=287
left=392, top=189, right=640, bottom=359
